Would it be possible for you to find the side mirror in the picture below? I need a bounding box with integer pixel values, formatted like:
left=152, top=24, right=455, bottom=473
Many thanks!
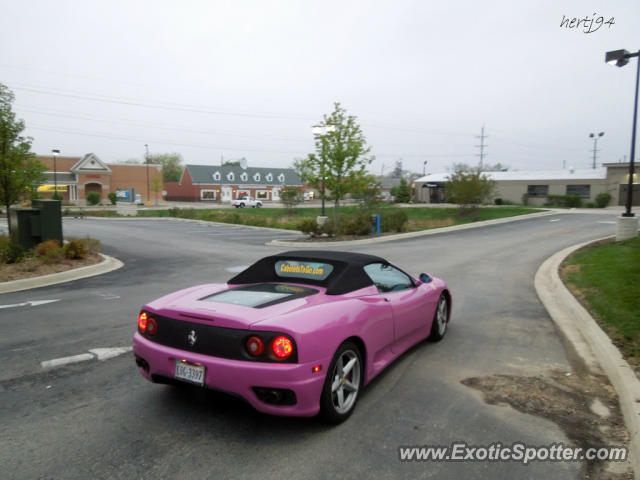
left=419, top=273, right=432, bottom=283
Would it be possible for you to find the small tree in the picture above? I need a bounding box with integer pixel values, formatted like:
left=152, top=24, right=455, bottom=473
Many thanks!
left=148, top=152, right=184, bottom=182
left=150, top=175, right=163, bottom=204
left=391, top=178, right=411, bottom=203
left=351, top=173, right=381, bottom=210
left=0, top=84, right=45, bottom=234
left=86, top=192, right=100, bottom=205
left=108, top=192, right=117, bottom=205
left=445, top=166, right=495, bottom=210
left=295, top=102, right=374, bottom=229
left=280, top=186, right=302, bottom=213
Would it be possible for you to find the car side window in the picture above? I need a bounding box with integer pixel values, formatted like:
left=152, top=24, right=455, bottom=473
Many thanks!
left=364, top=263, right=413, bottom=293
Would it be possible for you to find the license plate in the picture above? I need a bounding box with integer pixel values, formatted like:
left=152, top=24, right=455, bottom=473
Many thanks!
left=174, top=361, right=205, bottom=386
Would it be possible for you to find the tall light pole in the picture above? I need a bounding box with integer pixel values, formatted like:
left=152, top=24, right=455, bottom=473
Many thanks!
left=606, top=49, right=640, bottom=219
left=311, top=124, right=336, bottom=217
left=589, top=132, right=604, bottom=169
left=144, top=144, right=150, bottom=205
left=52, top=149, right=60, bottom=198
left=423, top=160, right=428, bottom=176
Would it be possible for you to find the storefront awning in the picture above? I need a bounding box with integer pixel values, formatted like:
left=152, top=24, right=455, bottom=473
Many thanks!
left=37, top=185, right=68, bottom=192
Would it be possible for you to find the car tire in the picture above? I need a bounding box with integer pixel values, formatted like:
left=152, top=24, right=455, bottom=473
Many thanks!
left=239, top=203, right=245, bottom=208
left=256, top=203, right=262, bottom=208
left=429, top=294, right=448, bottom=342
left=319, top=341, right=363, bottom=424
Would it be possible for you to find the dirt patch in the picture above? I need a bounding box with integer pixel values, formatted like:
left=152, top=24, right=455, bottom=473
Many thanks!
left=0, top=253, right=102, bottom=282
left=462, top=370, right=631, bottom=479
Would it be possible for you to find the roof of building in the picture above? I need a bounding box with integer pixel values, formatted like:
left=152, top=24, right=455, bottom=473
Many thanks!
left=186, top=164, right=302, bottom=185
left=415, top=168, right=608, bottom=183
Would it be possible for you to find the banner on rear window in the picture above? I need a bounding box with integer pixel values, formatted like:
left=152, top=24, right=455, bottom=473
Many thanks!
left=275, top=260, right=333, bottom=281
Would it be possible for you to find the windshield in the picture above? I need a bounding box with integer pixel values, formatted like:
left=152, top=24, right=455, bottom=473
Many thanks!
left=200, top=283, right=318, bottom=308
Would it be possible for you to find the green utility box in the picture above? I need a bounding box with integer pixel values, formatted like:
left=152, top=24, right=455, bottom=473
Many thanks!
left=9, top=199, right=63, bottom=250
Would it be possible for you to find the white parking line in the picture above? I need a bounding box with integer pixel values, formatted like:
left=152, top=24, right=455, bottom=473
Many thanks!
left=40, top=346, right=133, bottom=369
left=550, top=219, right=561, bottom=222
left=598, top=221, right=616, bottom=224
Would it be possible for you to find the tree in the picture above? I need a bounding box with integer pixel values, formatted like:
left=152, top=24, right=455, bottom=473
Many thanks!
left=148, top=152, right=184, bottom=182
left=351, top=173, right=381, bottom=210
left=0, top=84, right=45, bottom=235
left=295, top=102, right=374, bottom=227
left=150, top=175, right=163, bottom=204
left=445, top=165, right=495, bottom=209
left=279, top=185, right=302, bottom=213
left=391, top=178, right=411, bottom=203
left=391, top=159, right=403, bottom=178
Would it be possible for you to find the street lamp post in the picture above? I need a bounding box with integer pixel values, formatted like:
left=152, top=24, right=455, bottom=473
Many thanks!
left=423, top=160, right=428, bottom=176
left=311, top=124, right=336, bottom=218
left=605, top=48, right=640, bottom=240
left=52, top=149, right=60, bottom=198
left=589, top=132, right=604, bottom=169
left=144, top=144, right=150, bottom=205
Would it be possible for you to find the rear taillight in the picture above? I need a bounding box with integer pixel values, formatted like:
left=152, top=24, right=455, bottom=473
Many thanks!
left=271, top=336, right=293, bottom=359
left=246, top=336, right=265, bottom=356
left=138, top=312, right=148, bottom=332
left=147, top=317, right=158, bottom=336
left=138, top=312, right=157, bottom=336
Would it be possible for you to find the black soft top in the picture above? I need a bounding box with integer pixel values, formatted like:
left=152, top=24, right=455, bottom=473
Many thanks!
left=227, top=250, right=387, bottom=295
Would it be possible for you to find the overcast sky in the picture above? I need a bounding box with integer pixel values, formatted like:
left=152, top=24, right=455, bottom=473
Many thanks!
left=1, top=0, right=638, bottom=175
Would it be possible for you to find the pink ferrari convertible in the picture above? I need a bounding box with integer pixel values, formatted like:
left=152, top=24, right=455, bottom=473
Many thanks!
left=133, top=251, right=451, bottom=423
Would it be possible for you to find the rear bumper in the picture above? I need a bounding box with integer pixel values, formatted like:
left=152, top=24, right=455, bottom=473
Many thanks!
left=133, top=332, right=328, bottom=417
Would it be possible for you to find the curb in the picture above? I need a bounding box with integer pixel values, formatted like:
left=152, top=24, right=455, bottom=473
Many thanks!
left=0, top=254, right=124, bottom=294
left=73, top=216, right=302, bottom=235
left=267, top=210, right=557, bottom=247
left=535, top=237, right=640, bottom=478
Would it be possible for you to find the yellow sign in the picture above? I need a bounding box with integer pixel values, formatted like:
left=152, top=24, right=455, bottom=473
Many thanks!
left=37, top=185, right=68, bottom=192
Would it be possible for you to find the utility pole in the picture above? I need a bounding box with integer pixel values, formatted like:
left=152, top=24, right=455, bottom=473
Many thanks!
left=589, top=132, right=605, bottom=169
left=475, top=125, right=488, bottom=170
left=144, top=144, right=150, bottom=204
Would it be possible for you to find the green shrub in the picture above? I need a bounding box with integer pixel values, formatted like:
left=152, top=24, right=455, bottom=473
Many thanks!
left=596, top=193, right=612, bottom=208
left=502, top=200, right=514, bottom=205
left=380, top=210, right=408, bottom=233
left=298, top=218, right=319, bottom=236
left=320, top=220, right=336, bottom=237
left=545, top=194, right=582, bottom=208
left=521, top=193, right=529, bottom=206
left=35, top=239, right=63, bottom=263
left=1, top=237, right=26, bottom=264
left=586, top=202, right=595, bottom=208
left=108, top=192, right=117, bottom=205
left=86, top=192, right=100, bottom=205
left=63, top=239, right=88, bottom=259
left=494, top=198, right=503, bottom=205
left=340, top=214, right=371, bottom=236
left=565, top=195, right=582, bottom=208
left=52, top=193, right=63, bottom=201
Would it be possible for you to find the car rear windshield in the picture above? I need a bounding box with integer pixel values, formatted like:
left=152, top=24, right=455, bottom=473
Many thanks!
left=274, top=260, right=334, bottom=281
left=199, top=283, right=318, bottom=308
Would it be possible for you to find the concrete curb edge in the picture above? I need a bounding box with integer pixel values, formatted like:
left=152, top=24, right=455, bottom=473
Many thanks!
left=535, top=237, right=640, bottom=478
left=267, top=210, right=558, bottom=247
left=0, top=253, right=124, bottom=294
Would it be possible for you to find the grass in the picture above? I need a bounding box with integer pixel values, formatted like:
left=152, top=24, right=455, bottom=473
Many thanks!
left=65, top=205, right=542, bottom=232
left=562, top=237, right=640, bottom=369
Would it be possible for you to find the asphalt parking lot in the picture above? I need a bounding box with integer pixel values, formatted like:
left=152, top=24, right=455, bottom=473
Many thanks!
left=0, top=212, right=629, bottom=479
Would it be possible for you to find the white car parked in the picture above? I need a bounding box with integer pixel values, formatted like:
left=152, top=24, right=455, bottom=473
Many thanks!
left=233, top=196, right=262, bottom=208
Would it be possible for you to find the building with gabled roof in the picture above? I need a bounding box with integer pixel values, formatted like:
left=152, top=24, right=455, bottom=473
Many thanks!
left=164, top=162, right=303, bottom=203
left=36, top=153, right=162, bottom=204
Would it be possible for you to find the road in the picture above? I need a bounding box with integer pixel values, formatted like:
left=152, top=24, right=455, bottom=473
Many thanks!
left=0, top=212, right=624, bottom=479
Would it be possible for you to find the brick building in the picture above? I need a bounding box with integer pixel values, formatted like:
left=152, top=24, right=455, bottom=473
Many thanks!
left=164, top=163, right=303, bottom=203
left=36, top=153, right=163, bottom=204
